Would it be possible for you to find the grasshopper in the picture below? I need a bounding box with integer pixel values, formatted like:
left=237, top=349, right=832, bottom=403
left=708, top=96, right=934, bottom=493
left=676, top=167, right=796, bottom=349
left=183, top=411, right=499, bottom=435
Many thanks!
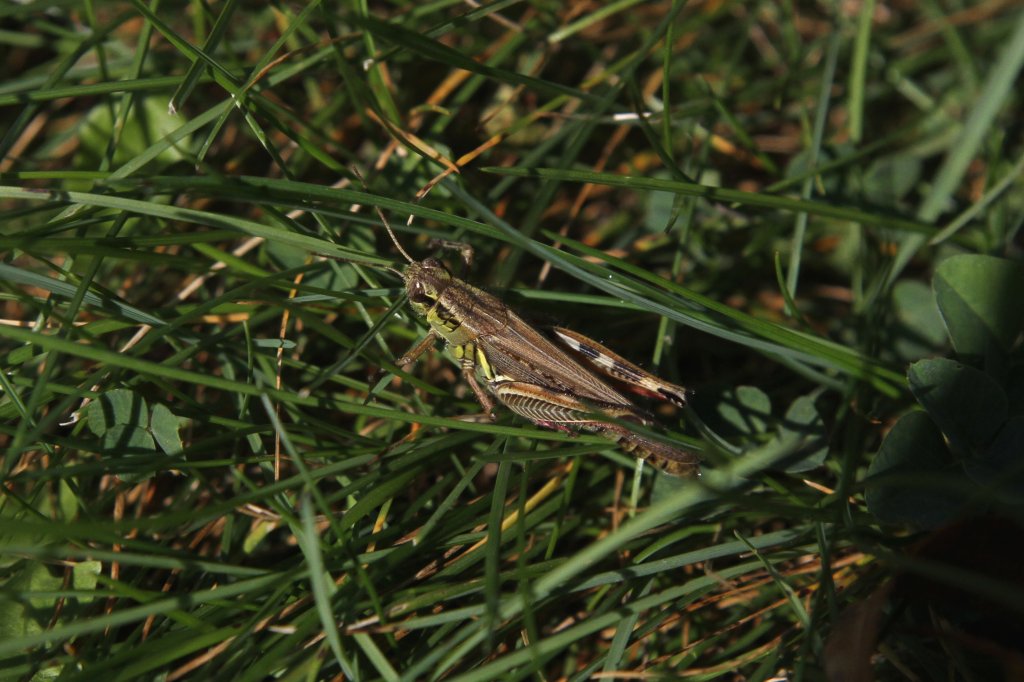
left=373, top=213, right=700, bottom=477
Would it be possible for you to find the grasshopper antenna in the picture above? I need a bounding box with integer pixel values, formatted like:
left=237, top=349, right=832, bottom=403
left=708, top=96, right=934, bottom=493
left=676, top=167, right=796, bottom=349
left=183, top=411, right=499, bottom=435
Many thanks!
left=375, top=203, right=415, bottom=266
left=351, top=166, right=415, bottom=265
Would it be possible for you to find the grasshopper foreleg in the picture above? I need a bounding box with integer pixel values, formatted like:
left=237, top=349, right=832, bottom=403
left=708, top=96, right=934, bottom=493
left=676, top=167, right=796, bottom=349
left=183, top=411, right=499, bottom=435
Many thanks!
left=396, top=331, right=497, bottom=418
left=396, top=329, right=441, bottom=368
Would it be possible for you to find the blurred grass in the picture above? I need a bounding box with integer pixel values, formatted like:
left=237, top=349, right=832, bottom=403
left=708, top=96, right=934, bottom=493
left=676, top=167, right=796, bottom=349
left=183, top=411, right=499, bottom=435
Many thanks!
left=1, top=2, right=1023, bottom=680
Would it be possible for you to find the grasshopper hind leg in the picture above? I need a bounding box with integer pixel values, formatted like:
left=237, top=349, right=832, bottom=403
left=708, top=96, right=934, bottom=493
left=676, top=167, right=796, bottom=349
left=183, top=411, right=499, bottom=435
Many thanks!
left=602, top=426, right=701, bottom=477
left=492, top=380, right=700, bottom=477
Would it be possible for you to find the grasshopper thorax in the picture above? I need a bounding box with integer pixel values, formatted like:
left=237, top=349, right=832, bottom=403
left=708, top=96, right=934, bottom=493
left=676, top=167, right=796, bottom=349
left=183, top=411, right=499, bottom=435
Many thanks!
left=404, top=258, right=454, bottom=317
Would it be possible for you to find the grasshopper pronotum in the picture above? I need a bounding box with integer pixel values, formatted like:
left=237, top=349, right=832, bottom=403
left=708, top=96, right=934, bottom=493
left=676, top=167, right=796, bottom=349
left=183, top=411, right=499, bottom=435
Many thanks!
left=370, top=207, right=700, bottom=477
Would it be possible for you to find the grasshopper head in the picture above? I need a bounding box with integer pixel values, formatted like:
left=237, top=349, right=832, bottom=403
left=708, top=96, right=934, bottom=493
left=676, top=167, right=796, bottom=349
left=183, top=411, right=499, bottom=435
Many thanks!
left=403, top=258, right=452, bottom=316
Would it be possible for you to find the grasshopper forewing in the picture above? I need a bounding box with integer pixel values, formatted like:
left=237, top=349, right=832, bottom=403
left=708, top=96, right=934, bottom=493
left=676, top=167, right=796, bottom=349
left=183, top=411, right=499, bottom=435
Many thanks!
left=370, top=207, right=700, bottom=477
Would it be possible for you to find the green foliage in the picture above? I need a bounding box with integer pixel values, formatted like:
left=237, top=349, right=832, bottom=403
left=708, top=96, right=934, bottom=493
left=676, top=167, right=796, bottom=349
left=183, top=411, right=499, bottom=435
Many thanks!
left=695, top=385, right=828, bottom=473
left=933, top=254, right=1024, bottom=358
left=0, top=2, right=1022, bottom=680
left=868, top=255, right=1024, bottom=528
left=84, top=389, right=186, bottom=481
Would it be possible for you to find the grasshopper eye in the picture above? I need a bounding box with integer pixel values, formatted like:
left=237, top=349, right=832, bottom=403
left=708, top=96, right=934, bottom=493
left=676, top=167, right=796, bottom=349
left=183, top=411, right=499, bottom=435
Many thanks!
left=409, top=281, right=433, bottom=305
